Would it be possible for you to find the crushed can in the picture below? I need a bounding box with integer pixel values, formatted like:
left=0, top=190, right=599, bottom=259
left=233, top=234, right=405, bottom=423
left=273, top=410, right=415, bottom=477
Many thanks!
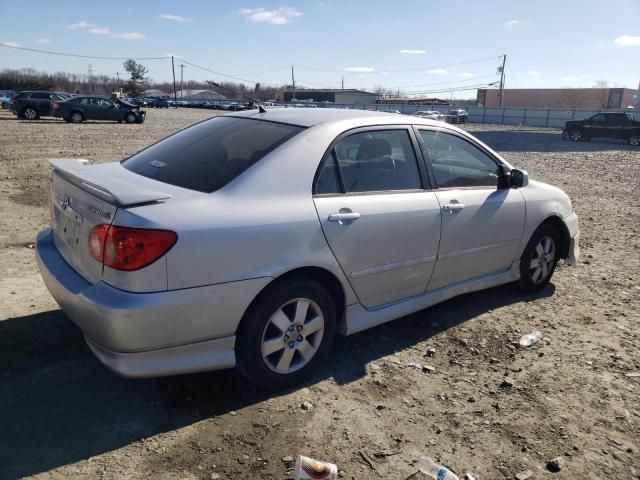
left=293, top=455, right=338, bottom=480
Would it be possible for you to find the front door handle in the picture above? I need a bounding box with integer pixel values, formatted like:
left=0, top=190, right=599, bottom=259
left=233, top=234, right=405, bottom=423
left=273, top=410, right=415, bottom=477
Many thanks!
left=328, top=212, right=361, bottom=222
left=442, top=203, right=465, bottom=214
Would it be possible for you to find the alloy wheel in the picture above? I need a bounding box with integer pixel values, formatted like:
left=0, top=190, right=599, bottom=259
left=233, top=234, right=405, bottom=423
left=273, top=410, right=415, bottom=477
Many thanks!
left=71, top=112, right=83, bottom=123
left=569, top=130, right=582, bottom=141
left=529, top=236, right=556, bottom=284
left=23, top=108, right=37, bottom=120
left=630, top=135, right=640, bottom=147
left=260, top=298, right=324, bottom=374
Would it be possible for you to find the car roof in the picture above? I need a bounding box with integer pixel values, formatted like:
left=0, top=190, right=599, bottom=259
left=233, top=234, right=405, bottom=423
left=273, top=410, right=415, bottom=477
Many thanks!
left=228, top=107, right=444, bottom=128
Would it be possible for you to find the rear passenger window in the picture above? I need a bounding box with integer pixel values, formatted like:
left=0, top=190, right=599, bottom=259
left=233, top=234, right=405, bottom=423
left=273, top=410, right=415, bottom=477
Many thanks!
left=331, top=130, right=422, bottom=193
left=123, top=117, right=304, bottom=193
left=31, top=93, right=51, bottom=99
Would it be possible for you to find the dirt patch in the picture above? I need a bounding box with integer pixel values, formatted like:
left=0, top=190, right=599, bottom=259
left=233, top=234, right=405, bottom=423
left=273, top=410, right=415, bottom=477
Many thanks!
left=0, top=110, right=638, bottom=479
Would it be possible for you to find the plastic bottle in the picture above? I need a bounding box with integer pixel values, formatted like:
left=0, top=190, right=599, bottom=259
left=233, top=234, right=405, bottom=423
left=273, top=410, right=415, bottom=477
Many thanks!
left=518, top=330, right=543, bottom=347
left=414, top=457, right=460, bottom=480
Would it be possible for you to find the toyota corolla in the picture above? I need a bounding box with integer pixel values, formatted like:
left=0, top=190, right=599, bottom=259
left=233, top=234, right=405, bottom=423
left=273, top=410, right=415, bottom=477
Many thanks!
left=36, top=109, right=579, bottom=388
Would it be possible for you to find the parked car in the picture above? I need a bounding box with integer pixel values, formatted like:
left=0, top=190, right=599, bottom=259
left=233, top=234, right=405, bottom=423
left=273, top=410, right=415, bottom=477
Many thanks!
left=147, top=97, right=170, bottom=108
left=0, top=90, right=16, bottom=109
left=36, top=109, right=579, bottom=389
left=562, top=112, right=640, bottom=146
left=10, top=91, right=72, bottom=119
left=443, top=108, right=469, bottom=124
left=52, top=96, right=145, bottom=123
left=413, top=110, right=443, bottom=120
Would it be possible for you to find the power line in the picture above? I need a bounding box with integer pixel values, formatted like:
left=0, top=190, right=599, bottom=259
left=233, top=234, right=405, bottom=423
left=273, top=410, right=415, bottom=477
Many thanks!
left=294, top=55, right=502, bottom=74
left=0, top=43, right=169, bottom=60
left=179, top=59, right=281, bottom=87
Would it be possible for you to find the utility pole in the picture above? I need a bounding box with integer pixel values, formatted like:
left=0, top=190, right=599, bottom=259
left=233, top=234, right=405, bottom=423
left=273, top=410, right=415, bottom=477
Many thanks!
left=498, top=54, right=506, bottom=107
left=341, top=77, right=344, bottom=90
left=88, top=64, right=94, bottom=93
left=171, top=56, right=178, bottom=107
left=179, top=64, right=185, bottom=98
left=291, top=65, right=296, bottom=102
left=114, top=71, right=121, bottom=89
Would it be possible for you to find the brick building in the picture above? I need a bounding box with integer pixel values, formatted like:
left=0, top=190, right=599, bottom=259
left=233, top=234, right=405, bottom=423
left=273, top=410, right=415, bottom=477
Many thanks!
left=477, top=87, right=637, bottom=109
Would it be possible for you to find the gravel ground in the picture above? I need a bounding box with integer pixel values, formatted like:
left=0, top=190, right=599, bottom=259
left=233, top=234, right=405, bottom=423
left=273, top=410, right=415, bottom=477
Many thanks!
left=0, top=108, right=638, bottom=480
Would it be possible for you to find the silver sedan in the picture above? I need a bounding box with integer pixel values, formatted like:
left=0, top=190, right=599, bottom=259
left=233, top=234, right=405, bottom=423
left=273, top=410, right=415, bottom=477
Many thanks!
left=36, top=108, right=579, bottom=388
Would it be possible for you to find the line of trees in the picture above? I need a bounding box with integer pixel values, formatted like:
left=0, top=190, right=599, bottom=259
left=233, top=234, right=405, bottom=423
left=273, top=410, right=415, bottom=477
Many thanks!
left=0, top=60, right=284, bottom=100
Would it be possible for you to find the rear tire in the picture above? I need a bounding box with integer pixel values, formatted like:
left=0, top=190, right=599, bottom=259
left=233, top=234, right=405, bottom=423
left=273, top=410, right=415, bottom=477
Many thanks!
left=22, top=107, right=38, bottom=120
left=518, top=223, right=561, bottom=293
left=629, top=135, right=640, bottom=147
left=236, top=277, right=337, bottom=390
left=70, top=111, right=84, bottom=123
left=568, top=129, right=582, bottom=141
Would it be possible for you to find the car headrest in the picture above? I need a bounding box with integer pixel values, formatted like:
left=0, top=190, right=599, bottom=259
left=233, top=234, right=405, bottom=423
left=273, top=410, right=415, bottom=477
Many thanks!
left=356, top=138, right=392, bottom=161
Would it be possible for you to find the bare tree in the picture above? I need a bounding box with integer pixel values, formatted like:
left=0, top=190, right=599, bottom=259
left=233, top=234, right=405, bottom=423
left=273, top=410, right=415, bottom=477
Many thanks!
left=593, top=80, right=610, bottom=108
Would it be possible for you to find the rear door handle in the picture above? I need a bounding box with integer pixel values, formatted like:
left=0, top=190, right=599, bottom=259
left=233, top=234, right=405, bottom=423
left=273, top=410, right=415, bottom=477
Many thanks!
left=328, top=212, right=361, bottom=222
left=442, top=203, right=465, bottom=213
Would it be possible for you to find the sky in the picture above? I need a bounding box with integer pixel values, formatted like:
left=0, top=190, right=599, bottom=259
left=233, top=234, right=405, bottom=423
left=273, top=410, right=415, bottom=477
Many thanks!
left=1, top=0, right=639, bottom=99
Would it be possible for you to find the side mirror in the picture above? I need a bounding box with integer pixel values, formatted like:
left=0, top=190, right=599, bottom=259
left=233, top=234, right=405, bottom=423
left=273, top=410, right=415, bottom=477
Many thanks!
left=509, top=169, right=529, bottom=188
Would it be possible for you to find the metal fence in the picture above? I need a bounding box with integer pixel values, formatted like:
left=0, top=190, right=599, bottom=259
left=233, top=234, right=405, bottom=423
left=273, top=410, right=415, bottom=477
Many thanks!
left=301, top=102, right=633, bottom=128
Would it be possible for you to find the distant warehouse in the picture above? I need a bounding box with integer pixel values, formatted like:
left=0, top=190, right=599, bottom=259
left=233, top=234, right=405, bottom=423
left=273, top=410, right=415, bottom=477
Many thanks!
left=277, top=89, right=377, bottom=105
left=477, top=87, right=637, bottom=109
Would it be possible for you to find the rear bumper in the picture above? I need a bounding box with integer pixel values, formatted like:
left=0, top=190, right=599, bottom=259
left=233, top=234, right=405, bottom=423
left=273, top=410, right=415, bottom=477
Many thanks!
left=563, top=212, right=580, bottom=265
left=86, top=335, right=235, bottom=378
left=35, top=228, right=270, bottom=377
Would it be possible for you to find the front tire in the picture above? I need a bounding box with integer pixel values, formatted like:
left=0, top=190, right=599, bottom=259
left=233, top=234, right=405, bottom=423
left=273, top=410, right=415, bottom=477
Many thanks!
left=629, top=135, right=640, bottom=147
left=518, top=224, right=560, bottom=293
left=236, top=277, right=337, bottom=390
left=125, top=112, right=137, bottom=124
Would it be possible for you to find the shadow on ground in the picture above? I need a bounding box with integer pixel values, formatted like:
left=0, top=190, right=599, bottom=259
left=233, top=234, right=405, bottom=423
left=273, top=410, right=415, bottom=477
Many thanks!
left=471, top=129, right=635, bottom=153
left=0, top=283, right=554, bottom=479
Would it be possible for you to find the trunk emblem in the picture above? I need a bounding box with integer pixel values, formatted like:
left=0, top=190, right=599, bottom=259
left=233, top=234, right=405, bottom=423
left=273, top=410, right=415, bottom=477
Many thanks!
left=88, top=205, right=112, bottom=220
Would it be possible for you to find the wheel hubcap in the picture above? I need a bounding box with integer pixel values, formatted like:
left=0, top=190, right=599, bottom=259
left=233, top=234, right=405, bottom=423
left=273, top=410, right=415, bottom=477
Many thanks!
left=570, top=131, right=581, bottom=141
left=72, top=113, right=81, bottom=122
left=529, top=236, right=556, bottom=284
left=261, top=298, right=324, bottom=374
left=25, top=109, right=36, bottom=119
left=631, top=136, right=640, bottom=146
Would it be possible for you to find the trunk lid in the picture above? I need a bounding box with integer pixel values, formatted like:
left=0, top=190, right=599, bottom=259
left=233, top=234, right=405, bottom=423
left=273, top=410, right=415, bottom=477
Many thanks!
left=48, top=159, right=174, bottom=283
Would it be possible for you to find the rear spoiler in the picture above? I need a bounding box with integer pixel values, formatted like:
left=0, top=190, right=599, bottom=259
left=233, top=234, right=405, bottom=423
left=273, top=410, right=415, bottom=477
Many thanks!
left=49, top=159, right=172, bottom=206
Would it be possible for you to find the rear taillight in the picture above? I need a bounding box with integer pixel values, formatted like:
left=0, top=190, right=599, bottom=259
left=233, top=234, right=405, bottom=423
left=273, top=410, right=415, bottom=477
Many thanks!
left=88, top=224, right=177, bottom=271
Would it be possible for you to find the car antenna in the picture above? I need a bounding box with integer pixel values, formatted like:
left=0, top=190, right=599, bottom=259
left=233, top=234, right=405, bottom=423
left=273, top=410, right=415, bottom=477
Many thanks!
left=205, top=81, right=267, bottom=113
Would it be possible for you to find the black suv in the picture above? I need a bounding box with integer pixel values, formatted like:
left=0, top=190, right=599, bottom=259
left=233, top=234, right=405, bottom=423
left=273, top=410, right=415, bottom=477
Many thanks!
left=443, top=108, right=469, bottom=124
left=10, top=91, right=72, bottom=120
left=563, top=112, right=640, bottom=146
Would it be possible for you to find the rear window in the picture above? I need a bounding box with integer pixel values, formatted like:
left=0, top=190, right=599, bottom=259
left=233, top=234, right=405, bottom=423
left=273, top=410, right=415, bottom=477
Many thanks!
left=122, top=117, right=304, bottom=193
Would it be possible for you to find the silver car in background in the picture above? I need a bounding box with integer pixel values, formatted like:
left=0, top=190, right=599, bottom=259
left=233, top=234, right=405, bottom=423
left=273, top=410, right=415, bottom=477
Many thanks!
left=36, top=109, right=579, bottom=389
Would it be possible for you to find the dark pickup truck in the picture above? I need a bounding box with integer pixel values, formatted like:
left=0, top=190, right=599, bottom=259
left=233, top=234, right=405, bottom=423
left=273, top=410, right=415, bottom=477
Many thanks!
left=563, top=112, right=640, bottom=146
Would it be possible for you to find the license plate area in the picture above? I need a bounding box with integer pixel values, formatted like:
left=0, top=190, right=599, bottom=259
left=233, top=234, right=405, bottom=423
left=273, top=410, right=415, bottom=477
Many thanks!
left=56, top=202, right=83, bottom=249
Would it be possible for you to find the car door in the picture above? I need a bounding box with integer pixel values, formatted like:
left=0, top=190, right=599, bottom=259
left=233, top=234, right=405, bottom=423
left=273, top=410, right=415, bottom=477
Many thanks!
left=313, top=127, right=442, bottom=309
left=584, top=113, right=607, bottom=138
left=91, top=98, right=115, bottom=120
left=416, top=128, right=525, bottom=291
left=29, top=92, right=52, bottom=115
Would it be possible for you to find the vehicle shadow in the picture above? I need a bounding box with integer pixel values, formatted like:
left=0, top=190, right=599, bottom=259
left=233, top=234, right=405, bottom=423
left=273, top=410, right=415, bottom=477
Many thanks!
left=0, top=283, right=554, bottom=479
left=472, top=130, right=635, bottom=152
